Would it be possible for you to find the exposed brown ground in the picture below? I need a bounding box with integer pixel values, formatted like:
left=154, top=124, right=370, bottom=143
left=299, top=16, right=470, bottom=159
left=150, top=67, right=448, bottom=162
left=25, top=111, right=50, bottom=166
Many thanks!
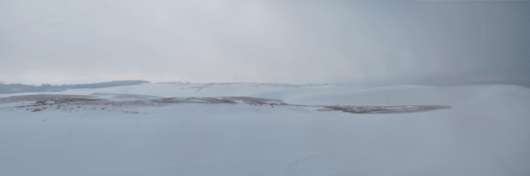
left=0, top=94, right=450, bottom=114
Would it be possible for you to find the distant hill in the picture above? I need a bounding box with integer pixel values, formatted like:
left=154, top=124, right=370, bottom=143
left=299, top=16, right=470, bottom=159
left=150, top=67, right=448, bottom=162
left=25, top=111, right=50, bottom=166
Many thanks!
left=0, top=80, right=149, bottom=94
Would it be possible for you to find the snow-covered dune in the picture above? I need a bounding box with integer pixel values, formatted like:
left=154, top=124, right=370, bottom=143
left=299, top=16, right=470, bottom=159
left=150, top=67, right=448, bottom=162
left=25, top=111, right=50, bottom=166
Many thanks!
left=1, top=83, right=529, bottom=175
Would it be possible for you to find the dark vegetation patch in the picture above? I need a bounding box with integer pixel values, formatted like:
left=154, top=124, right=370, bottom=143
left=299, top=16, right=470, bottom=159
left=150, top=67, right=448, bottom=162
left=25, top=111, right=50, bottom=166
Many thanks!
left=0, top=94, right=451, bottom=114
left=318, top=105, right=452, bottom=114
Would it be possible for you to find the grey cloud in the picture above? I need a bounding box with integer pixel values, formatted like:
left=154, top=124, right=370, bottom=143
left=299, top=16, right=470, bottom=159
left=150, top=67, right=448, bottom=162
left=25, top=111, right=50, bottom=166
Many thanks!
left=0, top=0, right=529, bottom=86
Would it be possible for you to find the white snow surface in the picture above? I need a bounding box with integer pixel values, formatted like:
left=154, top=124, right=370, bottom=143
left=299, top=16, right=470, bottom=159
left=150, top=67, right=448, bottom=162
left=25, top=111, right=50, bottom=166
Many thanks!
left=1, top=83, right=530, bottom=175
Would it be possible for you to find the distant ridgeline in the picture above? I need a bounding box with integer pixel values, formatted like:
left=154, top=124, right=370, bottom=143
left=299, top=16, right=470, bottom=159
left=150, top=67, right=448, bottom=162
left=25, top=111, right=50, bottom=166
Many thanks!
left=0, top=80, right=149, bottom=94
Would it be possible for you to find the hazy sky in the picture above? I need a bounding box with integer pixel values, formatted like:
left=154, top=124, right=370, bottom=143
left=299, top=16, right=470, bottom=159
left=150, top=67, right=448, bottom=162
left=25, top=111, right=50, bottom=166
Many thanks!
left=1, top=0, right=529, bottom=86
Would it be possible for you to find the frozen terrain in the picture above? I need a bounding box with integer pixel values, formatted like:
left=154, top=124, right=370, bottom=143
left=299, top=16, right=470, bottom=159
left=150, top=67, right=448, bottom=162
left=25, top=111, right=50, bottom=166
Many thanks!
left=1, top=83, right=529, bottom=175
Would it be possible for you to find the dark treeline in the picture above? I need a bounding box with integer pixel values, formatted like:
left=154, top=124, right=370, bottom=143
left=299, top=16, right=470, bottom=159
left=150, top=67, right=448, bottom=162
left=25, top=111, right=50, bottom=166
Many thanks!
left=0, top=80, right=149, bottom=94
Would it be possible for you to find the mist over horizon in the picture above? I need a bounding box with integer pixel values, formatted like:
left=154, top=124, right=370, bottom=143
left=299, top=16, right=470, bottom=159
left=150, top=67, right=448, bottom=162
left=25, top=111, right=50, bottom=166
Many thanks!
left=2, top=2, right=530, bottom=174
left=1, top=0, right=529, bottom=87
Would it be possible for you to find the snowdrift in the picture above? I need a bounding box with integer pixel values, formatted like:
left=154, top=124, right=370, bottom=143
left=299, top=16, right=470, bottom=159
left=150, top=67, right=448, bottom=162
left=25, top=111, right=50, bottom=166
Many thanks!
left=1, top=83, right=529, bottom=175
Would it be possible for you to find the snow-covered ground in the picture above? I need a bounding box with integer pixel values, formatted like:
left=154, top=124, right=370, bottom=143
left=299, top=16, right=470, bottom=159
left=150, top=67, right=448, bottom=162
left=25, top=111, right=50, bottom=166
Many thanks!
left=1, top=83, right=529, bottom=175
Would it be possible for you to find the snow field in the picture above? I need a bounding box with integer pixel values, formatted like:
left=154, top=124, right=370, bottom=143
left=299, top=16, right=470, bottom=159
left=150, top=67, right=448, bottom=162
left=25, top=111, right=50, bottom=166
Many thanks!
left=1, top=83, right=529, bottom=175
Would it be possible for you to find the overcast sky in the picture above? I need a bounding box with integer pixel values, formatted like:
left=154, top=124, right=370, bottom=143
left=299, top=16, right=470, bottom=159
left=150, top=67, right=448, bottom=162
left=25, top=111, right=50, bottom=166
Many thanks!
left=1, top=0, right=529, bottom=86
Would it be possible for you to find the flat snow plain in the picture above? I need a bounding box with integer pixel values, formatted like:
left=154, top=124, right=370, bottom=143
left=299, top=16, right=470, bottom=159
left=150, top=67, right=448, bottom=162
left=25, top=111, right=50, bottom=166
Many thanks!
left=1, top=83, right=529, bottom=175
